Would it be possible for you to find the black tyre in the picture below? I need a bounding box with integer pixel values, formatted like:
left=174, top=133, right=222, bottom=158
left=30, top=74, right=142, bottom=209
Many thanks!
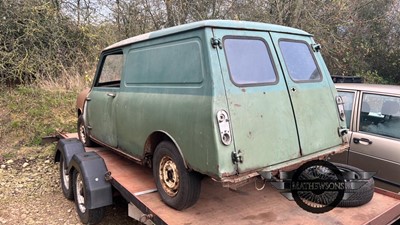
left=77, top=115, right=94, bottom=147
left=333, top=163, right=374, bottom=207
left=72, top=169, right=105, bottom=224
left=153, top=141, right=201, bottom=210
left=60, top=154, right=73, bottom=200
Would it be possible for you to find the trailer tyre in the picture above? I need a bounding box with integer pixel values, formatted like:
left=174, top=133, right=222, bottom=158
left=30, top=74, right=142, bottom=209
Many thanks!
left=333, top=163, right=374, bottom=207
left=72, top=169, right=105, bottom=224
left=60, top=154, right=73, bottom=200
left=153, top=141, right=201, bottom=210
left=77, top=116, right=94, bottom=147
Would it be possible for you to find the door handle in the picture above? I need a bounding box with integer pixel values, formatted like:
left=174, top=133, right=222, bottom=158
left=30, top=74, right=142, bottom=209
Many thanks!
left=353, top=138, right=372, bottom=145
left=107, top=93, right=116, bottom=98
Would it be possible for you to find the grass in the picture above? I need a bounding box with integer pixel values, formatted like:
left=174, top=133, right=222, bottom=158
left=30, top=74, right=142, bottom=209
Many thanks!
left=0, top=74, right=88, bottom=159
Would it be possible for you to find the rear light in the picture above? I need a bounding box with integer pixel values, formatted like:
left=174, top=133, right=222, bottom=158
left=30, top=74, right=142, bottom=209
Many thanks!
left=216, top=110, right=232, bottom=146
left=336, top=96, right=346, bottom=121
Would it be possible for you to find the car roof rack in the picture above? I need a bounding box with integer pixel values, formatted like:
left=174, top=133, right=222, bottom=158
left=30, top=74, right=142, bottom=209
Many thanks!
left=331, top=75, right=363, bottom=83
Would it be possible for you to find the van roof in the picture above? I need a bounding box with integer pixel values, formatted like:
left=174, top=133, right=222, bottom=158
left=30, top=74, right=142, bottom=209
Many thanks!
left=104, top=20, right=311, bottom=51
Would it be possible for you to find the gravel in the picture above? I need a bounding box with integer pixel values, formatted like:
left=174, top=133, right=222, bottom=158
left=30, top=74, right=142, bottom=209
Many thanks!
left=0, top=155, right=137, bottom=225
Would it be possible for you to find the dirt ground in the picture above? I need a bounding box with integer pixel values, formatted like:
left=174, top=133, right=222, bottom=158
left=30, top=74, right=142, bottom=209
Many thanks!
left=0, top=154, right=138, bottom=225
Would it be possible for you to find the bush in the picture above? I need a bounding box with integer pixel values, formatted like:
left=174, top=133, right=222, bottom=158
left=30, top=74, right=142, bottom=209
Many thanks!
left=0, top=0, right=100, bottom=85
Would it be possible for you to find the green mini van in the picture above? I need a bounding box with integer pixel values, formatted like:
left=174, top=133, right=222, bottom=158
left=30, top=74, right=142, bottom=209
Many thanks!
left=76, top=20, right=349, bottom=210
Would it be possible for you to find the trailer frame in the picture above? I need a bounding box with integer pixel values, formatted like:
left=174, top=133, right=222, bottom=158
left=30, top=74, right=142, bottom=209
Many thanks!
left=51, top=133, right=400, bottom=225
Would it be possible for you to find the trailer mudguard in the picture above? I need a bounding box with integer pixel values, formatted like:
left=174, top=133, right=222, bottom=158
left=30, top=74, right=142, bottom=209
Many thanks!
left=54, top=138, right=85, bottom=169
left=69, top=151, right=113, bottom=209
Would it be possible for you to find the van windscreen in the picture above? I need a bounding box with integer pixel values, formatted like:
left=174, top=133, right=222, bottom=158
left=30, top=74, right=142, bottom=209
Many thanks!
left=224, top=38, right=277, bottom=86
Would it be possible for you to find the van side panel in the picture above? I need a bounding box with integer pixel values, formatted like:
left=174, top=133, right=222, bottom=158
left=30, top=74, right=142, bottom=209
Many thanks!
left=114, top=29, right=234, bottom=178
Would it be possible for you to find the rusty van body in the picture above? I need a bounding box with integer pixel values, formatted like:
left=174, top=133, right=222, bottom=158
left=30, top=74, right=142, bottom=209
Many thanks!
left=76, top=20, right=349, bottom=209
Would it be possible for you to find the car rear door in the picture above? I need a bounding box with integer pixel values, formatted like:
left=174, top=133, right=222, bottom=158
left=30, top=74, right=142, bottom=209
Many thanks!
left=347, top=91, right=400, bottom=192
left=213, top=29, right=301, bottom=172
left=270, top=33, right=343, bottom=156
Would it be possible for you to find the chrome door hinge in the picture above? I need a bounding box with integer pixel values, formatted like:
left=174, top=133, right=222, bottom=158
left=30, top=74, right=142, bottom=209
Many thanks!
left=211, top=37, right=222, bottom=49
left=231, top=150, right=243, bottom=164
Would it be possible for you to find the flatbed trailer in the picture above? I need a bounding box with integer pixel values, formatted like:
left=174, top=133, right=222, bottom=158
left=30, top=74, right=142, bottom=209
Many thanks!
left=56, top=133, right=400, bottom=225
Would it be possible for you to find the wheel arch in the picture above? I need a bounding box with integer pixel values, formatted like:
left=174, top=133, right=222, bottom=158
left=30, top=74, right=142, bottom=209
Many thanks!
left=68, top=152, right=113, bottom=209
left=54, top=138, right=85, bottom=168
left=76, top=88, right=90, bottom=117
left=77, top=108, right=83, bottom=117
left=54, top=149, right=61, bottom=163
left=144, top=130, right=189, bottom=169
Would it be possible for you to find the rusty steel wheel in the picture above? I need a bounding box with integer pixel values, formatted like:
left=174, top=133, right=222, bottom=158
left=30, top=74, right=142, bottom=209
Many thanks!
left=153, top=141, right=202, bottom=210
left=159, top=155, right=180, bottom=197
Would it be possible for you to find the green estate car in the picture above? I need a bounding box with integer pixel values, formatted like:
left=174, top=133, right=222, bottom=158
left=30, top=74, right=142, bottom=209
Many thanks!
left=76, top=20, right=349, bottom=210
left=331, top=83, right=400, bottom=194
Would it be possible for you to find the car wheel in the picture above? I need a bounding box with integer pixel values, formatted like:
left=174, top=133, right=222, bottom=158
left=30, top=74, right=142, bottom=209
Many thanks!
left=73, top=169, right=105, bottom=224
left=333, top=163, right=374, bottom=207
left=60, top=154, right=73, bottom=200
left=77, top=115, right=94, bottom=147
left=153, top=141, right=201, bottom=210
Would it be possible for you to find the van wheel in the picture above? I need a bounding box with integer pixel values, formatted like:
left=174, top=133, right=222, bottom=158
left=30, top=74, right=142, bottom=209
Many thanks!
left=73, top=169, right=105, bottom=224
left=153, top=141, right=201, bottom=210
left=77, top=116, right=94, bottom=147
left=60, top=154, right=73, bottom=200
left=333, top=163, right=374, bottom=207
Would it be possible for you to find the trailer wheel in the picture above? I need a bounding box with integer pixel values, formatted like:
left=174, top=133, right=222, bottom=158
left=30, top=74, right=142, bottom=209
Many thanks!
left=153, top=141, right=201, bottom=210
left=73, top=169, right=105, bottom=224
left=77, top=116, right=94, bottom=147
left=333, top=163, right=374, bottom=207
left=60, top=154, right=73, bottom=200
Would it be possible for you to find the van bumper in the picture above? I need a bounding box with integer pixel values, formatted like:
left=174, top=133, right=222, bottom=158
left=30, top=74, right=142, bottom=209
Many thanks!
left=219, top=142, right=349, bottom=187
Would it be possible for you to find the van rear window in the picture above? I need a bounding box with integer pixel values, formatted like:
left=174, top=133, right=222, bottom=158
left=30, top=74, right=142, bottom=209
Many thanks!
left=224, top=38, right=277, bottom=86
left=279, top=40, right=321, bottom=82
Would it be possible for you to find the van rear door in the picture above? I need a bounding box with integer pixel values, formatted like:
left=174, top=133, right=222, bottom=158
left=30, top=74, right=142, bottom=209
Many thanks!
left=213, top=29, right=301, bottom=172
left=269, top=32, right=342, bottom=156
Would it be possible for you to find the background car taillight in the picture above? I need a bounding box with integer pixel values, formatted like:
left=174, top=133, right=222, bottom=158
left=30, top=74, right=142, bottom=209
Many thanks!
left=336, top=96, right=346, bottom=121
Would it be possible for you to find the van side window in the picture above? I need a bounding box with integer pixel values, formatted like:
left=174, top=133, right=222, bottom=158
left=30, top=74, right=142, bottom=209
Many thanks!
left=279, top=40, right=321, bottom=82
left=224, top=38, right=277, bottom=86
left=338, top=91, right=355, bottom=128
left=359, top=93, right=400, bottom=139
left=96, top=53, right=124, bottom=87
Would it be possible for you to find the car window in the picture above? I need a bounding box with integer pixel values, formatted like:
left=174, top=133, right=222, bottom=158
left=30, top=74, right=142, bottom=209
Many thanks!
left=224, top=38, right=277, bottom=86
left=359, top=93, right=400, bottom=139
left=279, top=40, right=321, bottom=82
left=338, top=91, right=355, bottom=128
left=96, top=53, right=124, bottom=87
